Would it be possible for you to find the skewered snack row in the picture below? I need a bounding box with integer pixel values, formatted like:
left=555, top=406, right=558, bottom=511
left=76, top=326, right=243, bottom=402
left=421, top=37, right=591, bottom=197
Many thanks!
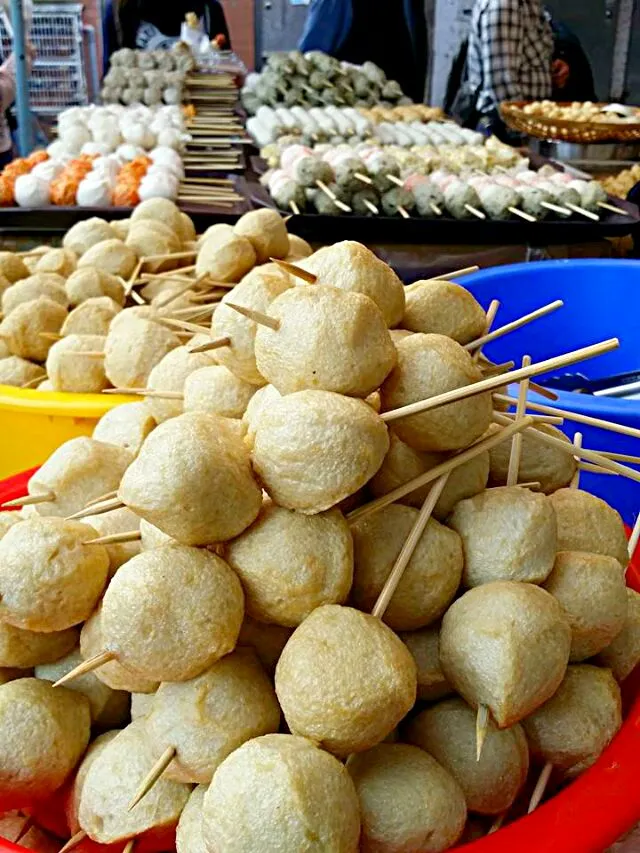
left=0, top=231, right=639, bottom=852
left=102, top=45, right=196, bottom=107
left=242, top=50, right=411, bottom=115
left=260, top=143, right=618, bottom=220
left=0, top=203, right=309, bottom=394
left=360, top=104, right=445, bottom=124
left=50, top=105, right=188, bottom=160
left=521, top=100, right=640, bottom=124
left=247, top=104, right=483, bottom=148
left=0, top=146, right=184, bottom=209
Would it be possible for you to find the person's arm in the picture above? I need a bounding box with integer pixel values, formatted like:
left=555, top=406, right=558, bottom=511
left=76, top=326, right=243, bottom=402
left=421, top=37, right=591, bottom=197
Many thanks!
left=477, top=0, right=525, bottom=107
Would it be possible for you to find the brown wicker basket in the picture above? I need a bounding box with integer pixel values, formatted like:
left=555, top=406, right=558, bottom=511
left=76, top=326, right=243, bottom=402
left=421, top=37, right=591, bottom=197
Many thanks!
left=500, top=101, right=640, bottom=143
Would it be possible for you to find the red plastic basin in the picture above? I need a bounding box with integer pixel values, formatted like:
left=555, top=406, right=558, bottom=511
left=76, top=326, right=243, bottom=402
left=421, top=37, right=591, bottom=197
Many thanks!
left=0, top=469, right=639, bottom=853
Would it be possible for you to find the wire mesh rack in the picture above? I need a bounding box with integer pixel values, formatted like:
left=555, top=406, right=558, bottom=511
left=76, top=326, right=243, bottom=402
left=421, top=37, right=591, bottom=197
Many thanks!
left=0, top=3, right=89, bottom=114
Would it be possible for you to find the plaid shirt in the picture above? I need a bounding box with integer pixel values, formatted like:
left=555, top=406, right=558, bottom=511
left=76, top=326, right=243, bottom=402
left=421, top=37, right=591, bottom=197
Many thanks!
left=467, top=0, right=553, bottom=115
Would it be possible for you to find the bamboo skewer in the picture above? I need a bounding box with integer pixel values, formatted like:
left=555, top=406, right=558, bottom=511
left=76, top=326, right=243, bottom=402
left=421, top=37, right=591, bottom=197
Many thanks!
left=570, top=433, right=583, bottom=489
left=21, top=375, right=45, bottom=389
left=382, top=339, right=618, bottom=424
left=492, top=412, right=640, bottom=485
left=541, top=201, right=571, bottom=216
left=347, top=416, right=535, bottom=525
left=2, top=490, right=55, bottom=508
left=597, top=201, right=630, bottom=216
left=84, top=530, right=142, bottom=546
left=363, top=199, right=379, bottom=215
left=59, top=830, right=88, bottom=852
left=464, top=300, right=564, bottom=352
left=53, top=650, right=117, bottom=686
left=371, top=473, right=450, bottom=620
left=528, top=761, right=554, bottom=814
left=465, top=205, right=486, bottom=219
left=67, top=496, right=125, bottom=521
left=128, top=745, right=177, bottom=812
left=566, top=203, right=599, bottom=221
left=506, top=355, right=531, bottom=486
left=476, top=704, right=490, bottom=762
left=271, top=258, right=316, bottom=283
left=508, top=207, right=537, bottom=223
left=473, top=299, right=500, bottom=364
left=493, top=394, right=640, bottom=441
left=104, top=388, right=184, bottom=400
left=189, top=336, right=232, bottom=354
left=227, top=303, right=280, bottom=331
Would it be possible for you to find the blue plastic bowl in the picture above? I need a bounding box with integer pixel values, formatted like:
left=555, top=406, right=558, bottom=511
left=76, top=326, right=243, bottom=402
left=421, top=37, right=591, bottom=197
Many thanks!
left=462, top=259, right=640, bottom=525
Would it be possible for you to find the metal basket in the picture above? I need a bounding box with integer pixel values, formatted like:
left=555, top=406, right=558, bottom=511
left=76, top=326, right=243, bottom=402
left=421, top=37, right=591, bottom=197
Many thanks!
left=0, top=3, right=91, bottom=114
left=501, top=101, right=640, bottom=144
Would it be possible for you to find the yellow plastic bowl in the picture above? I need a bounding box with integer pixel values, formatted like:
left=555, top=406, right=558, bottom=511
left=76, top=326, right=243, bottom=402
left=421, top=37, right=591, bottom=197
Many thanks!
left=0, top=385, right=138, bottom=479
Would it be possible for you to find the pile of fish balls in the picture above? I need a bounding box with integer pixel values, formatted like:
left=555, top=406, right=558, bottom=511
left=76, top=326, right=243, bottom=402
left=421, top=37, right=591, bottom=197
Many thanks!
left=0, top=238, right=639, bottom=853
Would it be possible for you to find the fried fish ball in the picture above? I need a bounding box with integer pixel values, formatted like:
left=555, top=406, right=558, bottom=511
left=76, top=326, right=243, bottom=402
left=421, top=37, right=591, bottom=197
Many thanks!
left=275, top=605, right=416, bottom=755
left=252, top=390, right=389, bottom=514
left=78, top=720, right=191, bottom=844
left=543, top=550, right=627, bottom=661
left=35, top=649, right=129, bottom=728
left=93, top=401, right=156, bottom=456
left=0, top=678, right=90, bottom=808
left=177, top=212, right=196, bottom=245
left=369, top=431, right=489, bottom=520
left=66, top=730, right=119, bottom=835
left=63, top=218, right=118, bottom=257
left=131, top=690, right=156, bottom=720
left=242, top=383, right=282, bottom=444
left=449, top=486, right=557, bottom=587
left=25, top=436, right=134, bottom=518
left=126, top=223, right=181, bottom=273
left=549, top=488, right=629, bottom=567
left=119, top=412, right=262, bottom=544
left=2, top=274, right=68, bottom=315
left=486, top=422, right=577, bottom=493
left=211, top=272, right=292, bottom=386
left=198, top=222, right=235, bottom=247
left=595, top=588, right=640, bottom=681
left=226, top=502, right=353, bottom=627
left=196, top=231, right=257, bottom=284
left=83, top=506, right=141, bottom=574
left=0, top=517, right=109, bottom=632
left=65, top=267, right=126, bottom=307
left=46, top=334, right=108, bottom=393
left=102, top=545, right=244, bottom=681
left=406, top=697, right=529, bottom=815
left=380, top=333, right=493, bottom=452
left=286, top=233, right=313, bottom=259
left=0, top=621, right=78, bottom=668
left=348, top=743, right=467, bottom=853
left=242, top=261, right=292, bottom=288
left=184, top=364, right=256, bottom=419
left=351, top=505, right=463, bottom=631
left=34, top=248, right=77, bottom=279
left=81, top=605, right=159, bottom=694
left=0, top=355, right=45, bottom=387
left=403, top=280, right=486, bottom=345
left=0, top=297, right=66, bottom=362
left=522, top=664, right=621, bottom=778
left=131, top=197, right=184, bottom=238
left=177, top=785, right=207, bottom=853
left=237, top=616, right=292, bottom=675
left=0, top=337, right=8, bottom=358
left=77, top=239, right=138, bottom=280
left=0, top=251, right=29, bottom=283
left=145, top=648, right=280, bottom=783
left=254, top=286, right=397, bottom=397
left=104, top=315, right=180, bottom=389
left=299, top=240, right=405, bottom=327
left=202, top=734, right=361, bottom=853
left=145, top=345, right=214, bottom=423
left=400, top=625, right=452, bottom=701
left=440, top=582, right=571, bottom=728
left=234, top=208, right=289, bottom=264
left=61, top=296, right=121, bottom=337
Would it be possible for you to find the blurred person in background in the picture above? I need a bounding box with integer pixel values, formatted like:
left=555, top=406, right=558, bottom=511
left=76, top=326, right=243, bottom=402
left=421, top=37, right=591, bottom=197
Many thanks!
left=298, top=0, right=428, bottom=103
left=0, top=42, right=35, bottom=166
left=454, top=0, right=554, bottom=139
left=103, top=0, right=230, bottom=65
